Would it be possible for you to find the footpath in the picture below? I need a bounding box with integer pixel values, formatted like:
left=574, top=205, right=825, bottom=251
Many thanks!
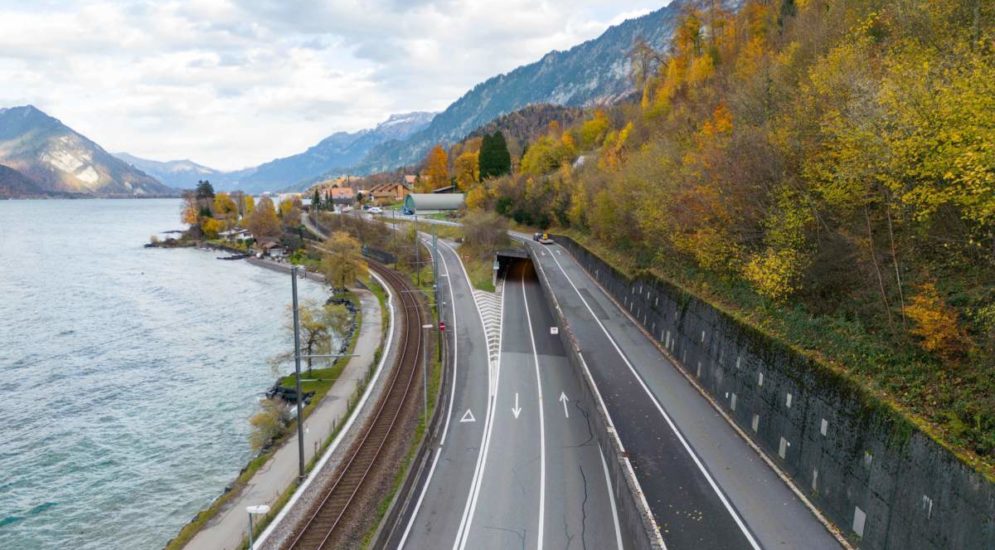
left=183, top=281, right=383, bottom=550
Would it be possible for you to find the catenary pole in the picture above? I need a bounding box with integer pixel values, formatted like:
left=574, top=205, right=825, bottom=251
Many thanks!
left=291, top=266, right=306, bottom=481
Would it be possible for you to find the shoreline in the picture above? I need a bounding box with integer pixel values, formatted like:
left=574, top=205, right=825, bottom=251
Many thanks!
left=162, top=240, right=382, bottom=550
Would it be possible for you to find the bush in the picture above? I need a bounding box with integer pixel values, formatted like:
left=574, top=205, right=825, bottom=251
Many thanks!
left=249, top=398, right=290, bottom=451
left=904, top=282, right=974, bottom=362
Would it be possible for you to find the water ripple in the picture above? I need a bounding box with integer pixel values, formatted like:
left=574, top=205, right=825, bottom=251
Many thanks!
left=0, top=199, right=327, bottom=549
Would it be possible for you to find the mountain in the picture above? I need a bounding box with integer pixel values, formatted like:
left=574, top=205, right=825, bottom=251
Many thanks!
left=352, top=2, right=682, bottom=173
left=0, top=106, right=174, bottom=196
left=466, top=104, right=586, bottom=148
left=0, top=164, right=47, bottom=198
left=223, top=111, right=435, bottom=194
left=115, top=153, right=223, bottom=190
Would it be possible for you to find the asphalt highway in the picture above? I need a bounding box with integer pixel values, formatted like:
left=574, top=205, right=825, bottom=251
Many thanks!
left=398, top=245, right=622, bottom=549
left=526, top=240, right=841, bottom=550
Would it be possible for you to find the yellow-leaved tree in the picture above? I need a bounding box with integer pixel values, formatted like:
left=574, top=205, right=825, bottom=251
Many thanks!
left=904, top=282, right=973, bottom=362
left=454, top=150, right=479, bottom=191
left=319, top=231, right=368, bottom=290
left=423, top=145, right=449, bottom=192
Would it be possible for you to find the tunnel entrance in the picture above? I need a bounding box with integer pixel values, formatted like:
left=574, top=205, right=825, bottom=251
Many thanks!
left=493, top=247, right=529, bottom=285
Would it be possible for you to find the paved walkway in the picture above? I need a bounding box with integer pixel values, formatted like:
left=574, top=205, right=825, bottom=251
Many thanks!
left=184, top=285, right=382, bottom=550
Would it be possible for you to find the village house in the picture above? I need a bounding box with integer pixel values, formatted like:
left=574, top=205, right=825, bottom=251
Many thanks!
left=326, top=186, right=356, bottom=206
left=367, top=181, right=411, bottom=205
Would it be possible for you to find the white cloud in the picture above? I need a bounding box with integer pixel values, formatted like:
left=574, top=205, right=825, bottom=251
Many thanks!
left=0, top=0, right=669, bottom=170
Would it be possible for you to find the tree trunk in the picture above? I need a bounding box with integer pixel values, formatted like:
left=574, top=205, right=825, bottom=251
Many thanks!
left=885, top=205, right=907, bottom=330
left=865, top=206, right=894, bottom=329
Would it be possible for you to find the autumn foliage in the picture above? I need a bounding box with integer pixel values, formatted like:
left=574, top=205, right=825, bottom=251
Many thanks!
left=465, top=0, right=994, bottom=458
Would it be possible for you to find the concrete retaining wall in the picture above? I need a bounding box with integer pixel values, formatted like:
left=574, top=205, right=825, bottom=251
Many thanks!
left=528, top=250, right=665, bottom=550
left=555, top=236, right=994, bottom=550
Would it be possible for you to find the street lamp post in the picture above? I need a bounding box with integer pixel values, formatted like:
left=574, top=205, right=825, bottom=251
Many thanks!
left=246, top=504, right=270, bottom=550
left=290, top=266, right=306, bottom=482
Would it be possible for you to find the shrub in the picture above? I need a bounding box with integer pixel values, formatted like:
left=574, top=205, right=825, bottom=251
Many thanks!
left=904, top=282, right=973, bottom=362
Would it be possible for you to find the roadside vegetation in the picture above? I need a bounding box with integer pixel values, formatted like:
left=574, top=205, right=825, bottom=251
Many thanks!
left=410, top=0, right=994, bottom=471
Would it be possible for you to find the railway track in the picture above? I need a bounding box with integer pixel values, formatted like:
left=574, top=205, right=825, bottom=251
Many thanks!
left=286, top=260, right=426, bottom=550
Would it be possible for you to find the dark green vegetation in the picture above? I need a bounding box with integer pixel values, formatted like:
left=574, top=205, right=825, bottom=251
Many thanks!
left=478, top=132, right=512, bottom=180
left=463, top=0, right=994, bottom=472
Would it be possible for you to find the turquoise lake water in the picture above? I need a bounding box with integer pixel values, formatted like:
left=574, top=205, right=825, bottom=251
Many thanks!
left=0, top=199, right=326, bottom=549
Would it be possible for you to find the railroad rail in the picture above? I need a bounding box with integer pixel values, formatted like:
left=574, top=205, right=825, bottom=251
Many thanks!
left=285, top=260, right=426, bottom=550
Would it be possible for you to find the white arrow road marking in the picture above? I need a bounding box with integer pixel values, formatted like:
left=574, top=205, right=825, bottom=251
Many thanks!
left=512, top=392, right=521, bottom=419
left=460, top=409, right=476, bottom=423
left=559, top=392, right=570, bottom=418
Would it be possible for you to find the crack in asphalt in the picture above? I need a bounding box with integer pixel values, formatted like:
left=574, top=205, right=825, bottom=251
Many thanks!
left=579, top=462, right=590, bottom=550
left=564, top=400, right=596, bottom=449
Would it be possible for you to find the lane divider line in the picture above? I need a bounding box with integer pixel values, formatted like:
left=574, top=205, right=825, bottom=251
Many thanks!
left=599, top=443, right=625, bottom=550
left=436, top=240, right=502, bottom=550
left=521, top=265, right=547, bottom=549
left=398, top=238, right=460, bottom=549
left=543, top=245, right=762, bottom=550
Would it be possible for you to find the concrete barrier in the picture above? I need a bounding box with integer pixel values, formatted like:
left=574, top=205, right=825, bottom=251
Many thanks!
left=527, top=247, right=665, bottom=550
left=554, top=235, right=994, bottom=550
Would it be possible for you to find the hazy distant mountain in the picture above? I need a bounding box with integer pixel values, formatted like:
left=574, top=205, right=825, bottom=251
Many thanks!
left=223, top=111, right=436, bottom=194
left=352, top=3, right=682, bottom=173
left=0, top=164, right=47, bottom=198
left=0, top=106, right=174, bottom=196
left=115, top=153, right=223, bottom=191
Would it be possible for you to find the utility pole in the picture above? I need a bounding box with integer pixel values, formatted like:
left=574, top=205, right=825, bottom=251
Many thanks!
left=291, top=266, right=306, bottom=482
left=414, top=214, right=420, bottom=287
left=422, top=323, right=433, bottom=416
left=433, top=230, right=442, bottom=361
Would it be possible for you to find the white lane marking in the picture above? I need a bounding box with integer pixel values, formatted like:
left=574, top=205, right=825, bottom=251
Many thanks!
left=460, top=409, right=476, bottom=423
left=521, top=266, right=547, bottom=550
left=543, top=246, right=761, bottom=550
left=558, top=392, right=570, bottom=418
left=529, top=241, right=654, bottom=549
left=599, top=444, right=625, bottom=550
left=512, top=392, right=522, bottom=419
left=399, top=237, right=461, bottom=549
left=399, top=450, right=441, bottom=549
left=444, top=239, right=503, bottom=550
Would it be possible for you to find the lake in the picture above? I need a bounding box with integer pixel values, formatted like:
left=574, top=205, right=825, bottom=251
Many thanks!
left=0, top=199, right=326, bottom=549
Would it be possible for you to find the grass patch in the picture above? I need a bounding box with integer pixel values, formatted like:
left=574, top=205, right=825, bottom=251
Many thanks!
left=459, top=250, right=496, bottom=292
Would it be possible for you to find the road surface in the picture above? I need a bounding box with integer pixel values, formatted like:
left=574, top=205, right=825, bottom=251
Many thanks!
left=398, top=246, right=622, bottom=549
left=525, top=239, right=841, bottom=549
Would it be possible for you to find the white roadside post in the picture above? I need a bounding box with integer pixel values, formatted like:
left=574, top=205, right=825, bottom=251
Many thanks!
left=246, top=504, right=270, bottom=549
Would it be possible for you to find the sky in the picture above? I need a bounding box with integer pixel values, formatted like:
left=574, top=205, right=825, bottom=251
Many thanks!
left=0, top=0, right=668, bottom=171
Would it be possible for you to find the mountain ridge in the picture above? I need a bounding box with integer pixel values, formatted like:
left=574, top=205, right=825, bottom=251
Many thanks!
left=224, top=111, right=435, bottom=194
left=0, top=106, right=174, bottom=197
left=348, top=2, right=682, bottom=175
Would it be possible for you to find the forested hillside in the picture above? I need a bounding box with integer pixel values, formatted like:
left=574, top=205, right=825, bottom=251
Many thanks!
left=463, top=0, right=994, bottom=470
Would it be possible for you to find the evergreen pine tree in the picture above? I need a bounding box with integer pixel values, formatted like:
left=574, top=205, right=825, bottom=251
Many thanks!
left=479, top=132, right=511, bottom=179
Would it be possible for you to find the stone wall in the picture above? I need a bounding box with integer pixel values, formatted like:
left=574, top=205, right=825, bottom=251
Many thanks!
left=556, top=236, right=994, bottom=550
